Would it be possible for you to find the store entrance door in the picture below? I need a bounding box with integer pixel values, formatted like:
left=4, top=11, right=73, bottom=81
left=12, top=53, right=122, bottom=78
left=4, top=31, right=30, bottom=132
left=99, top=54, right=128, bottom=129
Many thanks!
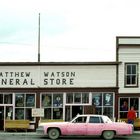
left=72, top=106, right=83, bottom=118
left=0, top=106, right=4, bottom=130
left=65, top=106, right=83, bottom=121
left=0, top=106, right=13, bottom=131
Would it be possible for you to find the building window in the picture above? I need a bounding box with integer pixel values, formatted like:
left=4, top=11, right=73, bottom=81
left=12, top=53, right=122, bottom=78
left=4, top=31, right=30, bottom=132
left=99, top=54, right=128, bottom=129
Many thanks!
left=15, top=93, right=35, bottom=121
left=119, top=97, right=139, bottom=118
left=125, top=63, right=138, bottom=87
left=41, top=93, right=63, bottom=120
left=0, top=93, right=12, bottom=104
left=66, top=92, right=89, bottom=104
left=92, top=92, right=114, bottom=118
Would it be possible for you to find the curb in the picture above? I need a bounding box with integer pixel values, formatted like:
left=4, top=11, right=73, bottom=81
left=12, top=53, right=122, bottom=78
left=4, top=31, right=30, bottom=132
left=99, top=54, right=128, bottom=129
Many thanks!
left=0, top=132, right=41, bottom=136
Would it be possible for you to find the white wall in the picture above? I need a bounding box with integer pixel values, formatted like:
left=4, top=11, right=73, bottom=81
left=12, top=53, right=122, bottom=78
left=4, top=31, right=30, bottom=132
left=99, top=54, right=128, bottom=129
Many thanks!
left=118, top=47, right=140, bottom=93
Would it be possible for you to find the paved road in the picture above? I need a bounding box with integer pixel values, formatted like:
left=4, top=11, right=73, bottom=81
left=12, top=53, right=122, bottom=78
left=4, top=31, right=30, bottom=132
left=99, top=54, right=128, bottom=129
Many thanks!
left=1, top=134, right=140, bottom=140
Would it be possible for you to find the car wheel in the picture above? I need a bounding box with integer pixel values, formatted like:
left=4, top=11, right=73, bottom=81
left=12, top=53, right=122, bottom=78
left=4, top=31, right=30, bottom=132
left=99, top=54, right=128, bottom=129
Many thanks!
left=48, top=128, right=60, bottom=140
left=102, top=130, right=115, bottom=140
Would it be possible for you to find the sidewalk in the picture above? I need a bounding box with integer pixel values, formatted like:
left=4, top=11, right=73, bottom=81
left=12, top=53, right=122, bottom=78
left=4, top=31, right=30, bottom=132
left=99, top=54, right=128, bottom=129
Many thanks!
left=0, top=132, right=41, bottom=137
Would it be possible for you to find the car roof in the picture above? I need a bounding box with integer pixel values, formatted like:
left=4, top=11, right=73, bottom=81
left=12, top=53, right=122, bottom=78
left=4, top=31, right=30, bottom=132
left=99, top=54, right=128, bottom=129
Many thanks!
left=76, top=114, right=107, bottom=117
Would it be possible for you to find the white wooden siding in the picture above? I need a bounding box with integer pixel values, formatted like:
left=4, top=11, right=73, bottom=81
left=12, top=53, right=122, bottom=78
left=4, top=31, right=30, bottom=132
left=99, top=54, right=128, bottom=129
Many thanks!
left=119, top=47, right=140, bottom=93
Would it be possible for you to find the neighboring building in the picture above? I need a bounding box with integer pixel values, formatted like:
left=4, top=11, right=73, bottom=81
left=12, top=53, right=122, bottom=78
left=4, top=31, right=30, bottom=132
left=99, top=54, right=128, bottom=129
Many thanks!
left=117, top=36, right=140, bottom=120
left=0, top=36, right=140, bottom=131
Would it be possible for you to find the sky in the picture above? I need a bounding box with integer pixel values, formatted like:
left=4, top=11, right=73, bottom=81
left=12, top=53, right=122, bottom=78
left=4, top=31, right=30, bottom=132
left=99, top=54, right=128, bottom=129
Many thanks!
left=0, top=0, right=140, bottom=62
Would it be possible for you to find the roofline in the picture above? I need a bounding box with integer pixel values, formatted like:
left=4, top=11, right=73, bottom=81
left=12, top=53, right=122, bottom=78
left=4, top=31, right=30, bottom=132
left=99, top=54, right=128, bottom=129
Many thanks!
left=116, top=36, right=140, bottom=46
left=117, top=36, right=140, bottom=39
left=0, top=62, right=120, bottom=66
left=116, top=36, right=140, bottom=61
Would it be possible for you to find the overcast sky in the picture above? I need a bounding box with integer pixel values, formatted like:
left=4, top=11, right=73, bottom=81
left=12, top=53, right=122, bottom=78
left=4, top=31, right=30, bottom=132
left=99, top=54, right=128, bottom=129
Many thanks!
left=0, top=0, right=140, bottom=62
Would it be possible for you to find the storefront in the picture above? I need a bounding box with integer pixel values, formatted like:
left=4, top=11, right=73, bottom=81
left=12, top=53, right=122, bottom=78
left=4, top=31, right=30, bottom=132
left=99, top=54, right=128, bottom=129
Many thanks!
left=118, top=94, right=140, bottom=119
left=0, top=62, right=118, bottom=131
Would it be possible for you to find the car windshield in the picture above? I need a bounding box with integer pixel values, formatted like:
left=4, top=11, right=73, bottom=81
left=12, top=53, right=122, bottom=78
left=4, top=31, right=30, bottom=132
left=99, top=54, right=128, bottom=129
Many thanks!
left=102, top=116, right=112, bottom=123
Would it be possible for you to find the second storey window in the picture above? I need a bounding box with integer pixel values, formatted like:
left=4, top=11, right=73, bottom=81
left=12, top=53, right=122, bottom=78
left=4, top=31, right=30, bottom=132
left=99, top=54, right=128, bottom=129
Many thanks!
left=125, top=63, right=138, bottom=87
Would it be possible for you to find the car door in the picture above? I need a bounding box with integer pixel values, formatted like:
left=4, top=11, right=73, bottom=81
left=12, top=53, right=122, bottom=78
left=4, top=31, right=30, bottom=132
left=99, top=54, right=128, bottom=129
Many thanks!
left=87, top=116, right=104, bottom=135
left=66, top=116, right=87, bottom=135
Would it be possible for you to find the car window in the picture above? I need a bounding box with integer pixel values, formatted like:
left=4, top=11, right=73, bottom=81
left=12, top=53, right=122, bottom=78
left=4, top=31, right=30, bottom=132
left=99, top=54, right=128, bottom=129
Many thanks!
left=74, top=116, right=87, bottom=123
left=89, top=116, right=102, bottom=123
left=102, top=116, right=112, bottom=123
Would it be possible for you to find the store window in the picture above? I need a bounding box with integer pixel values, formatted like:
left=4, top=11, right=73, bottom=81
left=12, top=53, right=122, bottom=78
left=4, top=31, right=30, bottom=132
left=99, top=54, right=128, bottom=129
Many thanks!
left=119, top=97, right=139, bottom=118
left=74, top=93, right=81, bottom=103
left=125, top=63, right=138, bottom=87
left=66, top=92, right=89, bottom=104
left=15, top=93, right=35, bottom=121
left=41, top=93, right=63, bottom=120
left=92, top=92, right=114, bottom=118
left=0, top=93, right=12, bottom=104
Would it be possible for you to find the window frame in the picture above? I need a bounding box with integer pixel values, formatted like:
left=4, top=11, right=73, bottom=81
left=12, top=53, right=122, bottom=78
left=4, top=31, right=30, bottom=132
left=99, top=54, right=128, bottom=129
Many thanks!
left=92, top=92, right=114, bottom=119
left=119, top=97, right=139, bottom=119
left=41, top=92, right=63, bottom=120
left=66, top=92, right=90, bottom=105
left=124, top=63, right=139, bottom=87
left=14, top=93, right=36, bottom=122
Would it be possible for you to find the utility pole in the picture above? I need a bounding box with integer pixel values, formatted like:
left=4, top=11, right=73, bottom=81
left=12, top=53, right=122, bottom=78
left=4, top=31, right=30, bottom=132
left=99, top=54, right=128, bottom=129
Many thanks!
left=38, top=13, right=40, bottom=62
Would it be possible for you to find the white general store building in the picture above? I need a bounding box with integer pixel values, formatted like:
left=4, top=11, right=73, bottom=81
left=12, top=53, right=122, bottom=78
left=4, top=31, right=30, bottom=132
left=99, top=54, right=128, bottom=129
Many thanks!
left=0, top=36, right=140, bottom=131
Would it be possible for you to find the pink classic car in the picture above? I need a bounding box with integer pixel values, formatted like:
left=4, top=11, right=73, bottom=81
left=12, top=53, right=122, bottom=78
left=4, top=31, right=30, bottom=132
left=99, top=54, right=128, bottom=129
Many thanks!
left=37, top=114, right=133, bottom=140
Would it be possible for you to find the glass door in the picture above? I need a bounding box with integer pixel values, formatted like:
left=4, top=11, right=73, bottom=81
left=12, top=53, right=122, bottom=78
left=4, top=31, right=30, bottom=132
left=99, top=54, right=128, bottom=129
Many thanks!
left=72, top=106, right=83, bottom=118
left=5, top=106, right=13, bottom=120
left=0, top=106, right=13, bottom=131
left=65, top=106, right=83, bottom=121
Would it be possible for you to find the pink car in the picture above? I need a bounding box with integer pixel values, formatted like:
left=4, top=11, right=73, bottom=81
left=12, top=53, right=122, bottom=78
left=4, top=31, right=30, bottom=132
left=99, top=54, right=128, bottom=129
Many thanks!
left=38, top=114, right=133, bottom=140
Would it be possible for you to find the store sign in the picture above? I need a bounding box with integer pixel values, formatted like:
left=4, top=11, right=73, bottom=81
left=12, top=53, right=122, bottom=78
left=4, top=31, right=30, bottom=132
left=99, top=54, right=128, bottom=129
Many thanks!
left=0, top=72, right=35, bottom=86
left=0, top=65, right=116, bottom=88
left=43, top=71, right=75, bottom=86
left=32, top=108, right=44, bottom=117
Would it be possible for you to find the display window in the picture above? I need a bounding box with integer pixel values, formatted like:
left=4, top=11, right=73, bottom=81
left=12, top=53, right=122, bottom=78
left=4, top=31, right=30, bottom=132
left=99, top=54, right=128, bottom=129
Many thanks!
left=92, top=92, right=114, bottom=118
left=66, top=92, right=89, bottom=104
left=4, top=94, right=12, bottom=104
left=15, top=108, right=24, bottom=119
left=82, top=93, right=89, bottom=103
left=0, top=93, right=12, bottom=104
left=42, top=94, right=52, bottom=107
left=26, top=94, right=35, bottom=107
left=15, top=93, right=35, bottom=121
left=103, top=93, right=113, bottom=106
left=53, top=94, right=63, bottom=107
left=15, top=94, right=24, bottom=107
left=92, top=93, right=102, bottom=106
left=41, top=93, right=63, bottom=120
left=44, top=108, right=51, bottom=119
left=66, top=93, right=73, bottom=103
left=119, top=97, right=139, bottom=118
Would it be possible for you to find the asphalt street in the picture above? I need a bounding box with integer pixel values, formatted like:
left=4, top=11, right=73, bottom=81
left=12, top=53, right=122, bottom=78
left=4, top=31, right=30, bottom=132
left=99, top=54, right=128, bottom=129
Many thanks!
left=0, top=134, right=140, bottom=140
